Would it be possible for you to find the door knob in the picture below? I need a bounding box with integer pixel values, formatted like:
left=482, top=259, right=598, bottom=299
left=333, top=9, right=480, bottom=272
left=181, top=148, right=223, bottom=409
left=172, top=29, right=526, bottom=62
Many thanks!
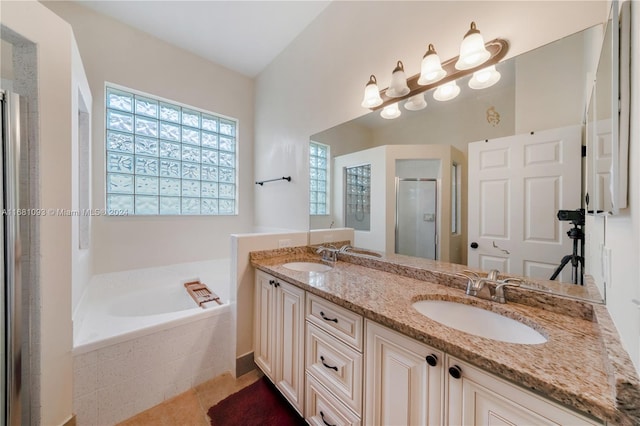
left=470, top=242, right=479, bottom=249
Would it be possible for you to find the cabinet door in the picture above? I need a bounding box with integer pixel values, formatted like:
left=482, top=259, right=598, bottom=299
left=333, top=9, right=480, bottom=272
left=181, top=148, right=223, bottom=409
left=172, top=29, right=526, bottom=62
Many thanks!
left=446, top=357, right=602, bottom=426
left=254, top=270, right=277, bottom=381
left=276, top=279, right=306, bottom=415
left=365, top=320, right=444, bottom=426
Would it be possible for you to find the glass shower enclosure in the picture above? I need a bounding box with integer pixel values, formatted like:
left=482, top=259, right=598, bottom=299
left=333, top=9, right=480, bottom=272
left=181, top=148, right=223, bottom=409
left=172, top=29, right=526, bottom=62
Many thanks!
left=395, top=178, right=438, bottom=260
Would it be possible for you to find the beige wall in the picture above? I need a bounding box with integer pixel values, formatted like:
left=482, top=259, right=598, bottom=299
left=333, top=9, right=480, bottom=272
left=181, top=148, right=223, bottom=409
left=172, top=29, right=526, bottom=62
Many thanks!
left=45, top=1, right=255, bottom=274
left=1, top=1, right=76, bottom=423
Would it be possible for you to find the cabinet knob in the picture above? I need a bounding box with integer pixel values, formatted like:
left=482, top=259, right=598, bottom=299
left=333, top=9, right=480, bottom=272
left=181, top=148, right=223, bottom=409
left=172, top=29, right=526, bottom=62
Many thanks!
left=470, top=242, right=479, bottom=249
left=425, top=354, right=438, bottom=367
left=449, top=365, right=462, bottom=379
left=269, top=279, right=275, bottom=286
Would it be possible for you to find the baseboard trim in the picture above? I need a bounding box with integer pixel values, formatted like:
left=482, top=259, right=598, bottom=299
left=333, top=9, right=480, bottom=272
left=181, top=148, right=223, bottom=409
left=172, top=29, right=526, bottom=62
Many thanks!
left=236, top=352, right=256, bottom=377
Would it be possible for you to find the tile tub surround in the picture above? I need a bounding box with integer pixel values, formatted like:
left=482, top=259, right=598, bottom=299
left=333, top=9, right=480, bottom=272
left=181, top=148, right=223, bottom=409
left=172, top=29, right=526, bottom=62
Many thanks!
left=73, top=311, right=232, bottom=425
left=250, top=248, right=640, bottom=425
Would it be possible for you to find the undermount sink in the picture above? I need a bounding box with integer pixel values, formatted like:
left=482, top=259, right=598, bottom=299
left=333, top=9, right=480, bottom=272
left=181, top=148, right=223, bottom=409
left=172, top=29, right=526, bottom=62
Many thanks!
left=283, top=262, right=332, bottom=273
left=412, top=300, right=547, bottom=345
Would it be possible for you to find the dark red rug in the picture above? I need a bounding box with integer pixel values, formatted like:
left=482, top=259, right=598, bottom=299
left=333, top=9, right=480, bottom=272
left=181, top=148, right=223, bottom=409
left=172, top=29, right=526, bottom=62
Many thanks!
left=207, top=376, right=307, bottom=426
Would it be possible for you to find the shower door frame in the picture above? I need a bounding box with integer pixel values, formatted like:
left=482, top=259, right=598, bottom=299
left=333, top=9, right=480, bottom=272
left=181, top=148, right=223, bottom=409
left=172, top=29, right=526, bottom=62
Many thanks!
left=395, top=177, right=438, bottom=260
left=1, top=90, right=26, bottom=426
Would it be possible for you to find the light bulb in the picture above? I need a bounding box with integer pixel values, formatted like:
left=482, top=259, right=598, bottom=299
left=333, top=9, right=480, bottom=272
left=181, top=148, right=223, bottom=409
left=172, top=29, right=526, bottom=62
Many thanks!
left=418, top=44, right=446, bottom=86
left=404, top=93, right=427, bottom=111
left=386, top=61, right=410, bottom=98
left=380, top=103, right=401, bottom=119
left=433, top=81, right=460, bottom=101
left=361, top=75, right=383, bottom=108
left=455, top=22, right=491, bottom=70
left=469, top=65, right=501, bottom=89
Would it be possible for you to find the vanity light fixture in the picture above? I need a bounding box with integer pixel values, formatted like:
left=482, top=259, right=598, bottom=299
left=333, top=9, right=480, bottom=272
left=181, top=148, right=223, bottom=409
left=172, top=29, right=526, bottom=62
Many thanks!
left=404, top=93, right=427, bottom=111
left=418, top=44, right=447, bottom=85
left=386, top=61, right=410, bottom=98
left=455, top=22, right=491, bottom=70
left=359, top=22, right=508, bottom=116
left=469, top=65, right=501, bottom=89
left=380, top=102, right=401, bottom=119
left=360, top=75, right=383, bottom=108
left=433, top=81, right=460, bottom=102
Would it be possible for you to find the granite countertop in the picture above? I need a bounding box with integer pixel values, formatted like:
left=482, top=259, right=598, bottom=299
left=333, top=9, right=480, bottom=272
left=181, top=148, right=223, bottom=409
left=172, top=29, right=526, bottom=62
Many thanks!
left=250, top=246, right=640, bottom=425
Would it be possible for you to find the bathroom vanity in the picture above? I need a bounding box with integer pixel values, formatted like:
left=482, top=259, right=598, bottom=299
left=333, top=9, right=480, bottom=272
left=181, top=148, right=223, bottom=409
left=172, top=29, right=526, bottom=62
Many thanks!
left=251, top=246, right=640, bottom=425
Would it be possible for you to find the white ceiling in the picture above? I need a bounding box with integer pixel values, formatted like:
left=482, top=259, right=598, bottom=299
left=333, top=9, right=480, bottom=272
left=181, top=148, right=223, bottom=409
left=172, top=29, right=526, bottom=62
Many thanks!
left=76, top=1, right=331, bottom=77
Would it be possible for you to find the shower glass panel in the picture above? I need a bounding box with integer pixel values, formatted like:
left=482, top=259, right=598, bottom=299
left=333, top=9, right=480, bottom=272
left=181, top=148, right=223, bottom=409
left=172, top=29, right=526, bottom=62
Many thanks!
left=396, top=178, right=437, bottom=259
left=344, top=164, right=371, bottom=231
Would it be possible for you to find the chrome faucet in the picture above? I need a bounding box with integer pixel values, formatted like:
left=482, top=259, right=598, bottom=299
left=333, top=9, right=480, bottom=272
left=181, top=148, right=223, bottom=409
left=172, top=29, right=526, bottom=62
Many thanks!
left=316, top=245, right=338, bottom=262
left=456, top=269, right=520, bottom=303
left=338, top=244, right=353, bottom=253
left=456, top=270, right=484, bottom=296
left=492, top=278, right=523, bottom=303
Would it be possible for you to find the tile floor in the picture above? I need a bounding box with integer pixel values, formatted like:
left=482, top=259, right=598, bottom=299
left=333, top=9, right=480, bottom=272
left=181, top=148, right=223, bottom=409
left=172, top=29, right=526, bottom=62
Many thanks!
left=117, top=369, right=263, bottom=426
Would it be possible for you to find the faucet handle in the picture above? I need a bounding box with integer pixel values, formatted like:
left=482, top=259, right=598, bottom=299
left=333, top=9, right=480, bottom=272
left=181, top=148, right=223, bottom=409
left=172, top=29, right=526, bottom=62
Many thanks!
left=487, top=269, right=500, bottom=281
left=458, top=270, right=480, bottom=279
left=499, top=277, right=523, bottom=285
left=456, top=271, right=481, bottom=296
left=493, top=278, right=522, bottom=303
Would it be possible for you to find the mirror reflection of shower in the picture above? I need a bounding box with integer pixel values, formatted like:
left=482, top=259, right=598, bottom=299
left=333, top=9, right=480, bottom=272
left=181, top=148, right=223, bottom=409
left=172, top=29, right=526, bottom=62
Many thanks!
left=396, top=178, right=438, bottom=260
left=344, top=164, right=371, bottom=231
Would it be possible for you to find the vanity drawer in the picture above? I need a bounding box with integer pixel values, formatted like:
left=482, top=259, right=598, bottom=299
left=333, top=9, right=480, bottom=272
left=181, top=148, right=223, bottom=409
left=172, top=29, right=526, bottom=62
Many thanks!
left=306, top=373, right=361, bottom=426
left=306, top=293, right=363, bottom=350
left=306, top=322, right=363, bottom=415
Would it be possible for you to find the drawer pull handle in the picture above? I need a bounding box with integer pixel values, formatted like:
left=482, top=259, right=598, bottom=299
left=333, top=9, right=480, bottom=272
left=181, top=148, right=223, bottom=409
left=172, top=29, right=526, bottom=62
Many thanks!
left=319, top=311, right=338, bottom=323
left=320, top=356, right=338, bottom=371
left=320, top=411, right=336, bottom=426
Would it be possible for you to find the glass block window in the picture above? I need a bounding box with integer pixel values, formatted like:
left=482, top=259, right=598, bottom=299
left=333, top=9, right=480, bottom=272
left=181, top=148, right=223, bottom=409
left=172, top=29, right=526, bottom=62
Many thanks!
left=105, top=85, right=238, bottom=215
left=309, top=141, right=329, bottom=215
left=344, top=164, right=371, bottom=231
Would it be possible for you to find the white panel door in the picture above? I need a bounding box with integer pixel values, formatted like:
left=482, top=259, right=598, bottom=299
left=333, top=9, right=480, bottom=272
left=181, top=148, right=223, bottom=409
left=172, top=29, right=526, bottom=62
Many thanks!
left=468, top=126, right=581, bottom=282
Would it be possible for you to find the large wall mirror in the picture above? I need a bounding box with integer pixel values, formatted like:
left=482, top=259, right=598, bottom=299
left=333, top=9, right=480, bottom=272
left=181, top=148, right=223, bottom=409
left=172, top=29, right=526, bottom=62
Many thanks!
left=310, top=19, right=619, bottom=303
left=586, top=0, right=630, bottom=216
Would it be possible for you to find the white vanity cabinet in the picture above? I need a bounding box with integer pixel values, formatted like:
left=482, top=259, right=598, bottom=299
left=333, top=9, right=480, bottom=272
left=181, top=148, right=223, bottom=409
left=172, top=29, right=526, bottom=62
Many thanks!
left=305, top=293, right=364, bottom=426
left=254, top=270, right=605, bottom=425
left=445, top=356, right=602, bottom=426
left=364, top=320, right=444, bottom=426
left=254, top=270, right=305, bottom=414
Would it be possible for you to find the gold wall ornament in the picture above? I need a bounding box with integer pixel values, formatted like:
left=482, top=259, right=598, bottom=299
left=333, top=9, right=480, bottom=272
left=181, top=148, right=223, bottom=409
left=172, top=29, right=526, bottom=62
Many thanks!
left=486, top=106, right=500, bottom=126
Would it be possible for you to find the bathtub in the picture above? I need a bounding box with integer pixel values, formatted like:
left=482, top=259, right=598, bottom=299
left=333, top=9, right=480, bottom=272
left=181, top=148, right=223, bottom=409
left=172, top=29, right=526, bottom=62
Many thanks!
left=72, top=259, right=234, bottom=425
